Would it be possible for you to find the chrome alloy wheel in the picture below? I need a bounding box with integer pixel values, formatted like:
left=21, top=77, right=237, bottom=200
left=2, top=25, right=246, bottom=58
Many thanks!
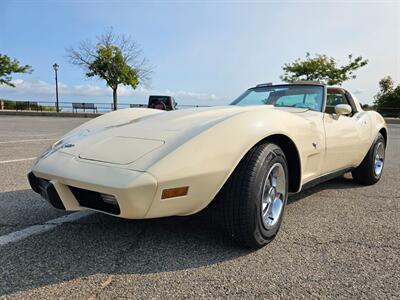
left=261, top=163, right=287, bottom=230
left=374, top=142, right=385, bottom=176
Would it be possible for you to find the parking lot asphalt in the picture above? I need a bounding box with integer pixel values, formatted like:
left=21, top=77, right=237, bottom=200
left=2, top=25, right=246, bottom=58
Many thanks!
left=0, top=115, right=399, bottom=299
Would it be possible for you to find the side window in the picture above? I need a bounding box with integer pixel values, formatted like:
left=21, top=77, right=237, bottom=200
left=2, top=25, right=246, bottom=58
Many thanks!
left=327, top=93, right=348, bottom=106
left=325, top=92, right=351, bottom=114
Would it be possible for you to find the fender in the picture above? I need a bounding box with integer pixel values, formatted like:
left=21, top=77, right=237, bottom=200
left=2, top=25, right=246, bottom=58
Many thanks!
left=144, top=108, right=319, bottom=217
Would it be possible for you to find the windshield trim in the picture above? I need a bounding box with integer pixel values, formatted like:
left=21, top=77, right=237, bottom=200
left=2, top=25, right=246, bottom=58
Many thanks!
left=230, top=84, right=326, bottom=113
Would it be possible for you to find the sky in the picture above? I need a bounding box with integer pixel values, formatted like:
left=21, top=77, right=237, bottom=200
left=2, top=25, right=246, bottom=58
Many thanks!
left=0, top=0, right=399, bottom=106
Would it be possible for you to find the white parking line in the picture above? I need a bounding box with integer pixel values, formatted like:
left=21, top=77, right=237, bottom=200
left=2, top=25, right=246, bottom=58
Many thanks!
left=0, top=157, right=36, bottom=164
left=0, top=138, right=57, bottom=144
left=0, top=211, right=94, bottom=247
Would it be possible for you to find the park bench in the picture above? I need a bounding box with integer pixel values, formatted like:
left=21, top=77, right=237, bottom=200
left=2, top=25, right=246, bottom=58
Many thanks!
left=15, top=101, right=42, bottom=111
left=72, top=103, right=98, bottom=113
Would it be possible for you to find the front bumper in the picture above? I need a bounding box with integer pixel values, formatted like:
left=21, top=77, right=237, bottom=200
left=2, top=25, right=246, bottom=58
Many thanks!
left=29, top=152, right=158, bottom=218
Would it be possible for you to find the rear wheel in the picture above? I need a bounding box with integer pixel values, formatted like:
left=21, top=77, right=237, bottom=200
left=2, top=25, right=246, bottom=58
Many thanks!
left=352, top=133, right=385, bottom=185
left=213, top=143, right=288, bottom=249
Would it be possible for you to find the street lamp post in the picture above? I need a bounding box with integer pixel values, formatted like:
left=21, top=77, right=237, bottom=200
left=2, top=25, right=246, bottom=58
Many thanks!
left=53, top=63, right=59, bottom=112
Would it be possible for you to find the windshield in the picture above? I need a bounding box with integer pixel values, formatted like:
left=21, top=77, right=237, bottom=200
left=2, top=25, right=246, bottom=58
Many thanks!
left=231, top=85, right=324, bottom=112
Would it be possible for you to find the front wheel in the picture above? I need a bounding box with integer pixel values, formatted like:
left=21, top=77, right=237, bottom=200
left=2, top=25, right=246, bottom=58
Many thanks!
left=352, top=133, right=386, bottom=185
left=214, top=143, right=289, bottom=249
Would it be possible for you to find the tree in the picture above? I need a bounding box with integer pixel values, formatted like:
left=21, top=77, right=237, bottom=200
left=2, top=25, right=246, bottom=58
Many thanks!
left=376, top=76, right=394, bottom=95
left=0, top=54, right=33, bottom=87
left=374, top=76, right=400, bottom=108
left=67, top=29, right=152, bottom=110
left=281, top=53, right=368, bottom=85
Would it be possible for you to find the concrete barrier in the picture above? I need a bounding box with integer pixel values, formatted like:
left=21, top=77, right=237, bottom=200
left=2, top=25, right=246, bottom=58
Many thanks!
left=385, top=118, right=400, bottom=124
left=0, top=110, right=101, bottom=118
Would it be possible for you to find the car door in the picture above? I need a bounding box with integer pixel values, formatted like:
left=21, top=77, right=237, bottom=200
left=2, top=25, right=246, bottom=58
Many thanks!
left=273, top=87, right=326, bottom=183
left=322, top=89, right=371, bottom=174
left=297, top=110, right=326, bottom=183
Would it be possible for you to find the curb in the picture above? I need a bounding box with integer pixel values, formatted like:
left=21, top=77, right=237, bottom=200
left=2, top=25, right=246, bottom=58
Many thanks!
left=0, top=110, right=101, bottom=118
left=385, top=118, right=400, bottom=124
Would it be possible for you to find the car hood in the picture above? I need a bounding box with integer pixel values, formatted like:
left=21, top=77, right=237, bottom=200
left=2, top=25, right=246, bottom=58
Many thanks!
left=56, top=105, right=308, bottom=166
left=56, top=106, right=247, bottom=164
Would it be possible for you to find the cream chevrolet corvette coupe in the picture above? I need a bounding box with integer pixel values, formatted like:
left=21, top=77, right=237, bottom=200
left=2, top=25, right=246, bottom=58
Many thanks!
left=28, top=82, right=387, bottom=249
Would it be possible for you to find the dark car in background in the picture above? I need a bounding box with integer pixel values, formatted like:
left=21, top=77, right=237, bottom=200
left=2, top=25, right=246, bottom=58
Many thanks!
left=148, top=95, right=177, bottom=111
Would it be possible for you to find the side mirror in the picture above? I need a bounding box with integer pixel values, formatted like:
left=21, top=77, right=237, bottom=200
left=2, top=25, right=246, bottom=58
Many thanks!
left=335, top=104, right=352, bottom=116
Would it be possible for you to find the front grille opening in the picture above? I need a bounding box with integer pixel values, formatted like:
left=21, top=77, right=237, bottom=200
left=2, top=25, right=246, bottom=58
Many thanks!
left=69, top=186, right=120, bottom=215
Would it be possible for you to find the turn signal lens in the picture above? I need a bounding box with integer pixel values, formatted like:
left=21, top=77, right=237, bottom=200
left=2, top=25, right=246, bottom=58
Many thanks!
left=161, top=186, right=189, bottom=199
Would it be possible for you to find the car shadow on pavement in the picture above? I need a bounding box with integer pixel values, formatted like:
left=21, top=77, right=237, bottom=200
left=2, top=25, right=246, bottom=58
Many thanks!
left=288, top=174, right=362, bottom=204
left=0, top=189, right=252, bottom=296
left=0, top=176, right=362, bottom=296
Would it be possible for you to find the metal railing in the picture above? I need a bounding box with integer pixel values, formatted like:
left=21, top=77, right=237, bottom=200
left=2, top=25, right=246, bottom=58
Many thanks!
left=1, top=99, right=399, bottom=117
left=0, top=100, right=211, bottom=113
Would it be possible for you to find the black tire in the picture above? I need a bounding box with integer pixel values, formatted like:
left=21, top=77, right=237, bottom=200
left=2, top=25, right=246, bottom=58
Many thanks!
left=211, top=143, right=289, bottom=249
left=352, top=133, right=385, bottom=185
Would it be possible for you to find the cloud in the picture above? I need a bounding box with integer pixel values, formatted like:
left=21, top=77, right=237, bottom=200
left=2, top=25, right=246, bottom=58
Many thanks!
left=0, top=79, right=228, bottom=103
